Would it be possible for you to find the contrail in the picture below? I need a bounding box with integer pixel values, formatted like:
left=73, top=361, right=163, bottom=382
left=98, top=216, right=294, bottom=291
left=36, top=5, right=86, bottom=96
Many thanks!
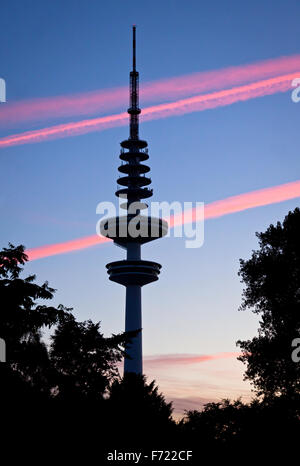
left=25, top=179, right=300, bottom=261
left=0, top=54, right=299, bottom=128
left=170, top=179, right=300, bottom=227
left=0, top=72, right=298, bottom=149
left=26, top=234, right=111, bottom=261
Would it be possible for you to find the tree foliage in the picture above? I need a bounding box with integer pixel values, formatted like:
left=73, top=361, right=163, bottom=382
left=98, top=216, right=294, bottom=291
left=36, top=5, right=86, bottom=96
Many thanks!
left=0, top=243, right=174, bottom=453
left=50, top=314, right=131, bottom=400
left=0, top=244, right=131, bottom=399
left=237, top=208, right=300, bottom=400
left=2, top=217, right=300, bottom=458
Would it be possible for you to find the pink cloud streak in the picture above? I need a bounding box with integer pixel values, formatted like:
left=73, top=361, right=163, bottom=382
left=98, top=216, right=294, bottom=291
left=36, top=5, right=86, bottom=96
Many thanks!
left=0, top=54, right=299, bottom=128
left=144, top=352, right=241, bottom=367
left=0, top=72, right=298, bottom=149
left=25, top=179, right=300, bottom=261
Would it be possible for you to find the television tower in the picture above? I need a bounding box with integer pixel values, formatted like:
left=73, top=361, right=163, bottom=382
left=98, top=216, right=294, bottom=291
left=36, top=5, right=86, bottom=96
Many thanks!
left=100, top=26, right=168, bottom=374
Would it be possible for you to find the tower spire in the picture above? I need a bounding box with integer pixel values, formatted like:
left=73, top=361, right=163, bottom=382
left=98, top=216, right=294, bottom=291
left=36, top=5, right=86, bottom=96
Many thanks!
left=129, top=25, right=140, bottom=141
left=132, top=24, right=136, bottom=72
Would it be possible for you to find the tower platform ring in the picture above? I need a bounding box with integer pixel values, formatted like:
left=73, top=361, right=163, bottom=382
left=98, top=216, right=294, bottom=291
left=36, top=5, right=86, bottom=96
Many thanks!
left=121, top=139, right=148, bottom=149
left=118, top=163, right=150, bottom=175
left=100, top=215, right=168, bottom=245
left=115, top=187, right=153, bottom=199
left=119, top=151, right=149, bottom=162
left=106, top=259, right=162, bottom=286
left=117, top=175, right=151, bottom=187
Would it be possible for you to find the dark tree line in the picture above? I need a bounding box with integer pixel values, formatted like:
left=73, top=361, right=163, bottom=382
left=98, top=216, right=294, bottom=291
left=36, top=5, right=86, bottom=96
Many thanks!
left=0, top=244, right=131, bottom=400
left=1, top=208, right=300, bottom=460
left=180, top=208, right=300, bottom=458
left=0, top=244, right=174, bottom=459
left=237, top=208, right=300, bottom=401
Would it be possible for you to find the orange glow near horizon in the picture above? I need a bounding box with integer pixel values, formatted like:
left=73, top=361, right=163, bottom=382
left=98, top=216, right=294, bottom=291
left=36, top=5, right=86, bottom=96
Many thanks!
left=0, top=72, right=298, bottom=149
left=25, top=179, right=300, bottom=262
left=143, top=354, right=252, bottom=417
left=0, top=54, right=299, bottom=128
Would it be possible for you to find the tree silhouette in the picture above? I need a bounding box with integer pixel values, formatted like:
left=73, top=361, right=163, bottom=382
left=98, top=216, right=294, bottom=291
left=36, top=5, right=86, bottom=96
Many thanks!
left=109, top=372, right=174, bottom=422
left=180, top=398, right=254, bottom=455
left=105, top=372, right=175, bottom=449
left=0, top=243, right=141, bottom=458
left=0, top=244, right=134, bottom=401
left=3, top=211, right=300, bottom=460
left=50, top=313, right=133, bottom=401
left=237, top=208, right=300, bottom=402
left=180, top=210, right=300, bottom=457
left=180, top=396, right=300, bottom=458
left=0, top=243, right=68, bottom=394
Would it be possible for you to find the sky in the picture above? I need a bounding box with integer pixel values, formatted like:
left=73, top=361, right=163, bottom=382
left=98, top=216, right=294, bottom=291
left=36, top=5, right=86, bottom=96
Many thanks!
left=1, top=0, right=300, bottom=417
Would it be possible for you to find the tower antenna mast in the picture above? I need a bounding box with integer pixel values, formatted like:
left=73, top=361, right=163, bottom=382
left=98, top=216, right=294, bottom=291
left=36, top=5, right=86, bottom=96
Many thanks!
left=129, top=25, right=140, bottom=141
left=132, top=24, right=136, bottom=71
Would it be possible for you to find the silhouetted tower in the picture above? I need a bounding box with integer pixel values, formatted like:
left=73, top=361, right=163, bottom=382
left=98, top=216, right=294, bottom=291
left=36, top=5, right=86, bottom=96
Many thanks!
left=100, top=26, right=168, bottom=374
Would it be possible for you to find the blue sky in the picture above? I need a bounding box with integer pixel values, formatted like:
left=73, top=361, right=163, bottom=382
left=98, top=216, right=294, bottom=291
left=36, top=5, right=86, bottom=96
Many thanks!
left=1, top=0, right=299, bottom=412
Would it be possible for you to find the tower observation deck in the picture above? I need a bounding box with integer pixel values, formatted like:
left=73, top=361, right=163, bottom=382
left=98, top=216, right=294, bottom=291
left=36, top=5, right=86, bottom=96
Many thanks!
left=100, top=26, right=168, bottom=374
